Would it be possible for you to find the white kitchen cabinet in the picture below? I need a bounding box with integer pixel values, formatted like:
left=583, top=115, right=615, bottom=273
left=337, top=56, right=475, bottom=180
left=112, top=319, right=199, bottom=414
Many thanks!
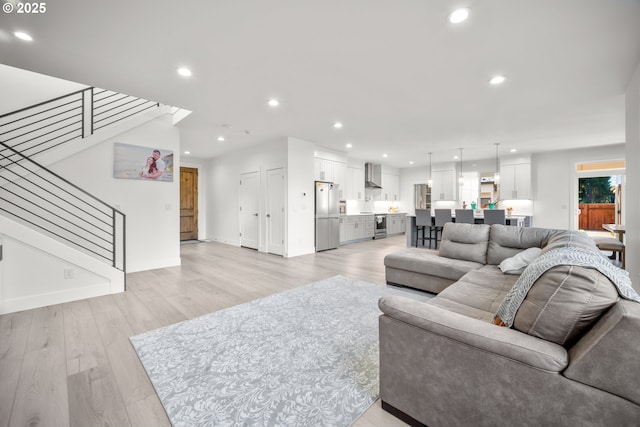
left=500, top=163, right=531, bottom=200
left=339, top=216, right=347, bottom=243
left=333, top=161, right=347, bottom=200
left=345, top=215, right=374, bottom=241
left=431, top=170, right=456, bottom=201
left=315, top=158, right=348, bottom=199
left=346, top=216, right=361, bottom=241
left=381, top=173, right=400, bottom=201
left=387, top=214, right=406, bottom=235
left=363, top=215, right=374, bottom=238
left=314, top=158, right=334, bottom=182
left=346, top=167, right=365, bottom=200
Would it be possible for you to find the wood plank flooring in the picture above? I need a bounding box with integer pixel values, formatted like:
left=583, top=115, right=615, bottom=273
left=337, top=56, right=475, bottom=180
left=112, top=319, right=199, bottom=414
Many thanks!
left=1, top=235, right=413, bottom=427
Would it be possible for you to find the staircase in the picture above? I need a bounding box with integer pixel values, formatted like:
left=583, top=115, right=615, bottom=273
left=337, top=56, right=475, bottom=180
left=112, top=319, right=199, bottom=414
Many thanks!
left=0, top=87, right=165, bottom=314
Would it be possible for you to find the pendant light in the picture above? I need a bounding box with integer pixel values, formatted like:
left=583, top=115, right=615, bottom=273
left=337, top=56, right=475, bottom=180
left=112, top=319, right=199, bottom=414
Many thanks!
left=427, top=152, right=433, bottom=187
left=458, top=148, right=464, bottom=185
left=494, top=143, right=500, bottom=183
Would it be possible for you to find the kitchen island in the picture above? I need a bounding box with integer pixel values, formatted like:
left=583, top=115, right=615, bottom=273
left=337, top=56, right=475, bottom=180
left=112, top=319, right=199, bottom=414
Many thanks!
left=405, top=212, right=533, bottom=247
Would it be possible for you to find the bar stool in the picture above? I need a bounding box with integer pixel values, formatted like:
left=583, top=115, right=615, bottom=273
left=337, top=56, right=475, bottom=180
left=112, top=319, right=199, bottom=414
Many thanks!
left=432, top=209, right=453, bottom=249
left=454, top=209, right=474, bottom=224
left=592, top=236, right=626, bottom=269
left=484, top=209, right=506, bottom=225
left=415, top=209, right=432, bottom=247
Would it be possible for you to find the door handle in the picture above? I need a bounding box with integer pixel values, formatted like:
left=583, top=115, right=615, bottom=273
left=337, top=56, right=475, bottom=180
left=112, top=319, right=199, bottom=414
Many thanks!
left=253, top=213, right=258, bottom=216
left=266, top=214, right=271, bottom=218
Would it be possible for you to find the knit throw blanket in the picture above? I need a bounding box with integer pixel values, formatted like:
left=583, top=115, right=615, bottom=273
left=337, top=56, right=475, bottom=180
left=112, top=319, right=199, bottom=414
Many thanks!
left=495, top=246, right=640, bottom=327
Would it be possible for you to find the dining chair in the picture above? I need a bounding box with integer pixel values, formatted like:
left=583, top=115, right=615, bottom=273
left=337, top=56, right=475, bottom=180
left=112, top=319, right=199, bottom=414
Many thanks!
left=433, top=209, right=453, bottom=249
left=415, top=209, right=432, bottom=247
left=454, top=209, right=474, bottom=224
left=592, top=236, right=626, bottom=269
left=484, top=209, right=506, bottom=225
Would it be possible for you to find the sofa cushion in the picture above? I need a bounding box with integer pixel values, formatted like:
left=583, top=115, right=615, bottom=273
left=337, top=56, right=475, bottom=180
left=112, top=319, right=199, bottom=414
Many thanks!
left=541, top=230, right=597, bottom=253
left=513, top=265, right=619, bottom=346
left=384, top=248, right=483, bottom=282
left=438, top=223, right=490, bottom=264
left=499, top=247, right=542, bottom=274
left=487, top=225, right=559, bottom=265
left=429, top=266, right=519, bottom=322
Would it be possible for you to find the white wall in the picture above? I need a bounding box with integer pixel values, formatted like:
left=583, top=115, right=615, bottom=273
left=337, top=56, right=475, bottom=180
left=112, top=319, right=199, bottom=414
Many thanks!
left=626, top=61, right=640, bottom=289
left=206, top=140, right=287, bottom=249
left=531, top=144, right=625, bottom=229
left=287, top=137, right=315, bottom=257
left=49, top=114, right=181, bottom=272
left=180, top=160, right=207, bottom=240
left=0, top=64, right=87, bottom=114
left=1, top=236, right=107, bottom=303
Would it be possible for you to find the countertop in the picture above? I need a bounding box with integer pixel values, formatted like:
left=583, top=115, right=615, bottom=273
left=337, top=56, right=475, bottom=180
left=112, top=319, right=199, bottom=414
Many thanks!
left=341, top=212, right=407, bottom=216
left=405, top=212, right=531, bottom=218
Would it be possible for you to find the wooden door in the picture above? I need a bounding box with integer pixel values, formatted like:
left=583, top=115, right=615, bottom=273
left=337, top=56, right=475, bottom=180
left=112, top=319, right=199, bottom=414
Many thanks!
left=180, top=167, right=198, bottom=241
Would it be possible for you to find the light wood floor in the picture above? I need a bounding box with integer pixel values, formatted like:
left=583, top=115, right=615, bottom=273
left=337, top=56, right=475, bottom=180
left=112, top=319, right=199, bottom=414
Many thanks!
left=1, top=235, right=414, bottom=427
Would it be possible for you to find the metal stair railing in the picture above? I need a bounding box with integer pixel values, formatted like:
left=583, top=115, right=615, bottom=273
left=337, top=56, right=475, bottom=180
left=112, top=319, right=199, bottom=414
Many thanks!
left=0, top=87, right=161, bottom=158
left=0, top=141, right=126, bottom=275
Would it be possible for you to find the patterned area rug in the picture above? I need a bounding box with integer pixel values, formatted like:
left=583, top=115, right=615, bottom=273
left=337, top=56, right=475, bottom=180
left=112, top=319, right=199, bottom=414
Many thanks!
left=130, top=275, right=431, bottom=427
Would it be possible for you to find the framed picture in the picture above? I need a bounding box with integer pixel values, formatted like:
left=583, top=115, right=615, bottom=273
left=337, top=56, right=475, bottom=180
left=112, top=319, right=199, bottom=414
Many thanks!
left=113, top=142, right=174, bottom=182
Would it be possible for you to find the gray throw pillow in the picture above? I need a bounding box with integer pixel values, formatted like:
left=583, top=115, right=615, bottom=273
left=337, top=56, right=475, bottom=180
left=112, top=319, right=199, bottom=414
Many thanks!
left=499, top=247, right=542, bottom=275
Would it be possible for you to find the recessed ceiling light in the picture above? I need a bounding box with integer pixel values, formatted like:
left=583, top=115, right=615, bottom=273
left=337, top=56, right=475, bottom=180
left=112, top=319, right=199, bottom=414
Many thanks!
left=448, top=8, right=470, bottom=24
left=489, top=75, right=506, bottom=85
left=333, top=122, right=343, bottom=129
left=14, top=32, right=33, bottom=41
left=510, top=148, right=517, bottom=153
left=409, top=161, right=415, bottom=165
left=382, top=154, right=388, bottom=158
left=453, top=155, right=459, bottom=159
left=184, top=151, right=190, bottom=155
left=346, top=143, right=353, bottom=148
left=268, top=98, right=279, bottom=107
left=177, top=67, right=192, bottom=77
left=217, top=136, right=225, bottom=142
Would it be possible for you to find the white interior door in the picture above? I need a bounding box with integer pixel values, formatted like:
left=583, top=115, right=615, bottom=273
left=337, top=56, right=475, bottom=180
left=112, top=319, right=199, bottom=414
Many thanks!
left=266, top=168, right=285, bottom=256
left=240, top=171, right=259, bottom=249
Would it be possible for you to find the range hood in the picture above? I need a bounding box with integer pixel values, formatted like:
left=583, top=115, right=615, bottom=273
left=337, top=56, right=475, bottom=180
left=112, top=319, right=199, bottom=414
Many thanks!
left=365, top=162, right=383, bottom=188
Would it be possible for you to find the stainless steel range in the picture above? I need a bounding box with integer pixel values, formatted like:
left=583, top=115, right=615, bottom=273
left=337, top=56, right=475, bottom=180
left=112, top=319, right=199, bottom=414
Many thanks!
left=374, top=214, right=387, bottom=239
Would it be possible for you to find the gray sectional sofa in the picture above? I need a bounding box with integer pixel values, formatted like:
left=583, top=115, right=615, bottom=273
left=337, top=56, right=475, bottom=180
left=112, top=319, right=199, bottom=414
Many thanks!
left=380, top=223, right=640, bottom=426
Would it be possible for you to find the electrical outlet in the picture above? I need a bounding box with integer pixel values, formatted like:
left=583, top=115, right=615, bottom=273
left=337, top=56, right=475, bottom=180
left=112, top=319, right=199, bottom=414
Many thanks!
left=64, top=268, right=74, bottom=279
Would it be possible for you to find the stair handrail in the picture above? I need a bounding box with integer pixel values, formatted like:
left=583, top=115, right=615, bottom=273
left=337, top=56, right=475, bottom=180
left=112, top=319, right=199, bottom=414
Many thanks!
left=0, top=86, right=161, bottom=159
left=0, top=140, right=126, bottom=276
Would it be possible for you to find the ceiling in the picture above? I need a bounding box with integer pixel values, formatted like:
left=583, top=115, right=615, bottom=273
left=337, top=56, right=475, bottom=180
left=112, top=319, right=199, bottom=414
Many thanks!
left=1, top=0, right=639, bottom=167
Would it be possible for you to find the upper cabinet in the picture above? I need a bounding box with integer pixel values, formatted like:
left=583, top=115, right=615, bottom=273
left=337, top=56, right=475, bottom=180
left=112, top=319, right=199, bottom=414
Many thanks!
left=314, top=157, right=347, bottom=199
left=333, top=162, right=347, bottom=200
left=346, top=166, right=365, bottom=200
left=380, top=173, right=400, bottom=201
left=314, top=158, right=334, bottom=182
left=431, top=169, right=456, bottom=201
left=500, top=161, right=531, bottom=200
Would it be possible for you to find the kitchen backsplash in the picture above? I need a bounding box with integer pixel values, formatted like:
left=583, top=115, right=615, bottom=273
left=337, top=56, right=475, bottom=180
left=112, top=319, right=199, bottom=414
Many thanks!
left=346, top=199, right=403, bottom=214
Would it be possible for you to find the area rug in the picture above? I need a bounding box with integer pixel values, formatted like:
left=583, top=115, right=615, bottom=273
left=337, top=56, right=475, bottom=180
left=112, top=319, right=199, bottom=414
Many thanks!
left=130, top=275, right=431, bottom=427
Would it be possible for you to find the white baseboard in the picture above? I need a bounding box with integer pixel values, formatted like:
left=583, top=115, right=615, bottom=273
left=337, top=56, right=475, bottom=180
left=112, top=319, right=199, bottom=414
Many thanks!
left=0, top=282, right=121, bottom=315
left=210, top=236, right=241, bottom=247
left=127, top=256, right=181, bottom=273
left=286, top=246, right=316, bottom=258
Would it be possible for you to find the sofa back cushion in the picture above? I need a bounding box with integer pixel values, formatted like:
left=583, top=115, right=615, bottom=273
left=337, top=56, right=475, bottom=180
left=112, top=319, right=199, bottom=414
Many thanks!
left=513, top=264, right=619, bottom=346
left=439, top=223, right=490, bottom=264
left=487, top=225, right=559, bottom=265
left=540, top=228, right=598, bottom=253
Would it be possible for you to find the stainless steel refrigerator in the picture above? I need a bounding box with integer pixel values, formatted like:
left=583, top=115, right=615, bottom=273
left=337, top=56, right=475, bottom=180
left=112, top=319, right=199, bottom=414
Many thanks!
left=315, top=181, right=340, bottom=251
